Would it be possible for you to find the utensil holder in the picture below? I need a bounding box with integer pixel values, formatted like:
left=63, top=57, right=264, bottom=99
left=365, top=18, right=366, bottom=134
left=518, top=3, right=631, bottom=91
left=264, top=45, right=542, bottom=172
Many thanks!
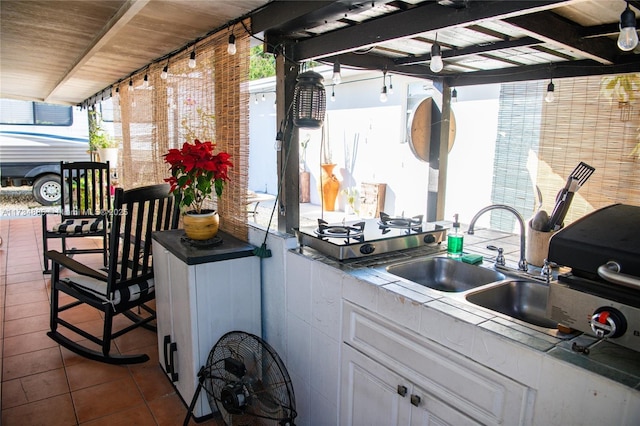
left=526, top=220, right=557, bottom=267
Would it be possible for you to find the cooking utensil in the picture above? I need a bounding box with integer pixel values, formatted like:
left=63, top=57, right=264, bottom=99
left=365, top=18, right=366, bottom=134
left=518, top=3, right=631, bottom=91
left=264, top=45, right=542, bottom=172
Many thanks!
left=548, top=178, right=578, bottom=231
left=547, top=162, right=595, bottom=231
left=531, top=209, right=550, bottom=231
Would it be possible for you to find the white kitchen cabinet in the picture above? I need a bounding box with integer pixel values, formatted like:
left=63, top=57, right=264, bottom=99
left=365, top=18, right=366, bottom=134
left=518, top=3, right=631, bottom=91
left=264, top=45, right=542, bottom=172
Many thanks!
left=342, top=344, right=480, bottom=426
left=152, top=230, right=261, bottom=419
left=341, top=302, right=534, bottom=426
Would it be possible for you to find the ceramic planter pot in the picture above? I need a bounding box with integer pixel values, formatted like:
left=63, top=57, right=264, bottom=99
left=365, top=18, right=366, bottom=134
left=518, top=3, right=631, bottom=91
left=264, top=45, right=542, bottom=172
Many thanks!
left=183, top=210, right=219, bottom=240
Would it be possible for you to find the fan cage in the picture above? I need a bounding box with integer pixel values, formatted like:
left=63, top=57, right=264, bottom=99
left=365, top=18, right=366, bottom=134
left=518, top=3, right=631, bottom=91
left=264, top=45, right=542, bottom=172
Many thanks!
left=202, top=331, right=297, bottom=425
left=293, top=70, right=326, bottom=129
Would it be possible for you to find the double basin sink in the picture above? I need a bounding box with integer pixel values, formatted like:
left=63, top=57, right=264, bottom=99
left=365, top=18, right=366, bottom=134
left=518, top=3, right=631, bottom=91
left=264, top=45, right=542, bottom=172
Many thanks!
left=382, top=256, right=561, bottom=333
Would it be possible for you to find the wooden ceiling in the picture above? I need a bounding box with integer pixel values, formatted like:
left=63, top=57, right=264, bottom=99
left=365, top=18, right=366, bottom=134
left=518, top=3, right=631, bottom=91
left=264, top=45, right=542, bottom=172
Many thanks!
left=1, top=0, right=638, bottom=106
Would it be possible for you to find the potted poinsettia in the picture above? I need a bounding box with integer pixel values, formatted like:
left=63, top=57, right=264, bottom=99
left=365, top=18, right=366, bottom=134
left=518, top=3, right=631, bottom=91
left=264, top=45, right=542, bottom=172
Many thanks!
left=164, top=139, right=233, bottom=240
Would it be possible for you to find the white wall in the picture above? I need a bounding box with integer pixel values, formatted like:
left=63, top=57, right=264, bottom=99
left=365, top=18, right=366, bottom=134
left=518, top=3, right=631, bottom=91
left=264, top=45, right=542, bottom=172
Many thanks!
left=249, top=70, right=501, bottom=222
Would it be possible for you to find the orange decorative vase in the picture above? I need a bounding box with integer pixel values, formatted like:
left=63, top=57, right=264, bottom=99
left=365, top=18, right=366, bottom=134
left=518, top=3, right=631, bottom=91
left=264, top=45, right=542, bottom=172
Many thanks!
left=321, top=163, right=340, bottom=211
left=183, top=210, right=219, bottom=240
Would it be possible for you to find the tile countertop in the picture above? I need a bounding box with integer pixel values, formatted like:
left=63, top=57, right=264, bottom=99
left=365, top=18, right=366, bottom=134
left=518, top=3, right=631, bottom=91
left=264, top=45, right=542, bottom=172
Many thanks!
left=295, top=225, right=640, bottom=391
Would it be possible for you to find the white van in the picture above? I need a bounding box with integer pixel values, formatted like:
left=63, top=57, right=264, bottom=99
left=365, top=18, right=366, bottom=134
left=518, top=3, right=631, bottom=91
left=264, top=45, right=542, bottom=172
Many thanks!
left=0, top=99, right=90, bottom=205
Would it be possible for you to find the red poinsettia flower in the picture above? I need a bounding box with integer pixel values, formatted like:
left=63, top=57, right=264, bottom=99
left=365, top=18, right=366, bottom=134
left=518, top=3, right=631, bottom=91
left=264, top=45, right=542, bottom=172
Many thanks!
left=163, top=139, right=233, bottom=213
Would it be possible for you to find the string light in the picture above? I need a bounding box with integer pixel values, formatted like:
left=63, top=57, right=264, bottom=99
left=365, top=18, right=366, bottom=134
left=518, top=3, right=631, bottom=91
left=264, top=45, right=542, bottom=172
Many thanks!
left=430, top=34, right=444, bottom=73
left=617, top=1, right=638, bottom=51
left=262, top=93, right=265, bottom=102
left=331, top=86, right=336, bottom=102
left=188, top=49, right=196, bottom=68
left=332, top=60, right=342, bottom=85
left=161, top=63, right=168, bottom=80
left=452, top=87, right=458, bottom=102
left=227, top=33, right=237, bottom=55
left=143, top=72, right=149, bottom=88
left=128, top=79, right=133, bottom=92
left=379, top=71, right=388, bottom=102
left=388, top=74, right=394, bottom=95
left=545, top=79, right=555, bottom=103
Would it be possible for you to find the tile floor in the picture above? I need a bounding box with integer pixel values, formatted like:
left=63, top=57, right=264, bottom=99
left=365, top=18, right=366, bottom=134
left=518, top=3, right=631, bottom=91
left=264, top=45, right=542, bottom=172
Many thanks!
left=0, top=216, right=223, bottom=425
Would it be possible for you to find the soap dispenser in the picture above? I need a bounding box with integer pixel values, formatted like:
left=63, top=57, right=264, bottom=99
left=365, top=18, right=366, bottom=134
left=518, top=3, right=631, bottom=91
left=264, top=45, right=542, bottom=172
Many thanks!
left=447, top=214, right=463, bottom=258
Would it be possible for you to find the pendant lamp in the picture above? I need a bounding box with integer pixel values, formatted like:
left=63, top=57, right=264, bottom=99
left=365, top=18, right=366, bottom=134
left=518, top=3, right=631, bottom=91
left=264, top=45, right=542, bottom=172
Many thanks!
left=293, top=71, right=326, bottom=129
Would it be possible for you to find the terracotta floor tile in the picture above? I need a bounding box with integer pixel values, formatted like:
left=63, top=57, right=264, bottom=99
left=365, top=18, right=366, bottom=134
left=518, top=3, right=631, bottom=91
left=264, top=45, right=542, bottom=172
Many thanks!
left=4, top=300, right=50, bottom=321
left=78, top=403, right=157, bottom=426
left=4, top=288, right=49, bottom=307
left=2, top=346, right=64, bottom=381
left=71, top=376, right=145, bottom=423
left=1, top=392, right=77, bottom=426
left=3, top=313, right=49, bottom=337
left=147, top=392, right=193, bottom=426
left=66, top=358, right=130, bottom=391
left=2, top=367, right=70, bottom=409
left=6, top=270, right=46, bottom=285
left=3, top=329, right=58, bottom=357
left=58, top=304, right=103, bottom=324
left=5, top=262, right=43, bottom=275
left=114, top=324, right=157, bottom=354
left=5, top=279, right=47, bottom=295
left=130, top=362, right=175, bottom=402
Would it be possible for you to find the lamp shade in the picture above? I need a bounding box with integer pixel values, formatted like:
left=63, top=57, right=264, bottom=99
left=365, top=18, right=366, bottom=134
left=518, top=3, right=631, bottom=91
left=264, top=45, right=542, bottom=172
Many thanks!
left=293, top=71, right=326, bottom=129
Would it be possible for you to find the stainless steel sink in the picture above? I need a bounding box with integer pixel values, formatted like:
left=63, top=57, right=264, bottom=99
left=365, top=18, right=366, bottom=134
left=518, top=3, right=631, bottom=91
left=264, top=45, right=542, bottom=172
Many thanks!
left=465, top=280, right=558, bottom=329
left=385, top=257, right=505, bottom=292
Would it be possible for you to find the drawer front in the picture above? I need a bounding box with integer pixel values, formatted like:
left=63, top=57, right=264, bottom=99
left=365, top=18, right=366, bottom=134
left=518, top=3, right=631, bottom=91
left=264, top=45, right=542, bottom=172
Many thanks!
left=343, top=302, right=533, bottom=426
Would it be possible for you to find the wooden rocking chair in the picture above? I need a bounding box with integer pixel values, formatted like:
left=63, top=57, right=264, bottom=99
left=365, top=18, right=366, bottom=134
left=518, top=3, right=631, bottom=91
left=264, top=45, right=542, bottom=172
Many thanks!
left=47, top=183, right=179, bottom=364
left=42, top=161, right=112, bottom=273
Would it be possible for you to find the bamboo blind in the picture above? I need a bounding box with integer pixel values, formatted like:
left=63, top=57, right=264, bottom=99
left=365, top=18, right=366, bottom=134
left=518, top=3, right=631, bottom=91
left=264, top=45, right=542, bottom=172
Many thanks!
left=112, top=21, right=251, bottom=240
left=538, top=74, right=640, bottom=224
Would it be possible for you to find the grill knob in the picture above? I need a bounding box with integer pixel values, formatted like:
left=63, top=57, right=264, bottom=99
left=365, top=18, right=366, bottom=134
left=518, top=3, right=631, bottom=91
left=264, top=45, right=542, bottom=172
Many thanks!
left=590, top=307, right=627, bottom=339
left=360, top=244, right=375, bottom=255
left=423, top=234, right=436, bottom=244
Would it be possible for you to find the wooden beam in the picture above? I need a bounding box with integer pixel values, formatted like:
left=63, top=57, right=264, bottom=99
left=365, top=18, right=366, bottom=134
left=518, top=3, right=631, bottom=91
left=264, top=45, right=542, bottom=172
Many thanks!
left=45, top=0, right=150, bottom=103
left=291, top=0, right=573, bottom=61
left=445, top=57, right=640, bottom=87
left=505, top=11, right=615, bottom=65
left=394, top=37, right=541, bottom=66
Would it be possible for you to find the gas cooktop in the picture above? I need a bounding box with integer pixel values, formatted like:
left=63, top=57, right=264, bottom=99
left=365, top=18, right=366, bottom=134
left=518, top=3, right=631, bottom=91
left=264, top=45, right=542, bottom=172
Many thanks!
left=297, top=213, right=447, bottom=260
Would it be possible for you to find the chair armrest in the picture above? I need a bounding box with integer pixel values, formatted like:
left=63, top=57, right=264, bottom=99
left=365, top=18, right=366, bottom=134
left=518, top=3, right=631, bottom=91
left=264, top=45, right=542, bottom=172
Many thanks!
left=46, top=250, right=108, bottom=281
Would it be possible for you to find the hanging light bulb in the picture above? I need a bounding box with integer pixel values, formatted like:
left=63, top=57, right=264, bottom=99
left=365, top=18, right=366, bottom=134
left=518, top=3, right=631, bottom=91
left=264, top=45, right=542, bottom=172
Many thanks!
left=430, top=39, right=444, bottom=73
left=380, top=71, right=388, bottom=102
left=227, top=33, right=237, bottom=55
left=128, top=79, right=133, bottom=92
left=545, top=79, right=555, bottom=103
left=254, top=95, right=258, bottom=105
left=331, top=86, right=336, bottom=102
left=388, top=75, right=394, bottom=95
left=617, top=2, right=638, bottom=51
left=452, top=87, right=458, bottom=102
left=262, top=93, right=266, bottom=102
left=161, top=63, right=168, bottom=80
left=143, top=73, right=149, bottom=88
left=188, top=50, right=196, bottom=68
left=332, top=60, right=342, bottom=85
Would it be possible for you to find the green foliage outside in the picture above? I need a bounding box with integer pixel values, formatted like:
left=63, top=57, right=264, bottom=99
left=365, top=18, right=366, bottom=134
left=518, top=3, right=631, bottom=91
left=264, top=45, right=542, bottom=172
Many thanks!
left=249, top=45, right=276, bottom=80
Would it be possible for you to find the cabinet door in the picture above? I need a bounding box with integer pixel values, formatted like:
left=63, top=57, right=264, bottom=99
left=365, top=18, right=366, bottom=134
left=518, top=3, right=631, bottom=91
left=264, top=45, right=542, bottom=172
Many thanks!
left=341, top=344, right=411, bottom=426
left=166, top=252, right=198, bottom=409
left=152, top=241, right=174, bottom=379
left=409, top=384, right=481, bottom=426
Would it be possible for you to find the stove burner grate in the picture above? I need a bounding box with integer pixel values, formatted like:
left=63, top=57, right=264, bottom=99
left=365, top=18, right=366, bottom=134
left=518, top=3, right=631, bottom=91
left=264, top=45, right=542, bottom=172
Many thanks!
left=378, top=212, right=424, bottom=230
left=314, top=219, right=366, bottom=238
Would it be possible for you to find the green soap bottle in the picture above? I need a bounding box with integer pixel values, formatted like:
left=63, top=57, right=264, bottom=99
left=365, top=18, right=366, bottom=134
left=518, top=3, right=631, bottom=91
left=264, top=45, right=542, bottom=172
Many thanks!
left=447, top=214, right=463, bottom=258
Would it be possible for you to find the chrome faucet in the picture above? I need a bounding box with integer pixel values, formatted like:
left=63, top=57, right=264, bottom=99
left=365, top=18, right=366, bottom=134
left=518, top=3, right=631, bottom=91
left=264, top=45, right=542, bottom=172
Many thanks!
left=467, top=204, right=528, bottom=272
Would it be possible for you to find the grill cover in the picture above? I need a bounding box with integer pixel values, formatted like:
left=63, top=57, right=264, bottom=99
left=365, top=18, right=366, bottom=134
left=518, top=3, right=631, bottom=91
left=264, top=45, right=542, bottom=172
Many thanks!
left=548, top=204, right=640, bottom=278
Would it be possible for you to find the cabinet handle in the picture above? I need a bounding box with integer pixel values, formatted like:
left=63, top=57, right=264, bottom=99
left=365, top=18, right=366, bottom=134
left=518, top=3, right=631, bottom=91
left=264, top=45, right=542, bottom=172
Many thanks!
left=163, top=335, right=171, bottom=374
left=397, top=385, right=408, bottom=397
left=169, top=342, right=179, bottom=382
left=410, top=394, right=421, bottom=407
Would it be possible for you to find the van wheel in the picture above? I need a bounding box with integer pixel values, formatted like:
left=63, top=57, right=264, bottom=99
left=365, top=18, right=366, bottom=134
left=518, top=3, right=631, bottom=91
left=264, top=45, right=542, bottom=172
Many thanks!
left=33, top=174, right=61, bottom=205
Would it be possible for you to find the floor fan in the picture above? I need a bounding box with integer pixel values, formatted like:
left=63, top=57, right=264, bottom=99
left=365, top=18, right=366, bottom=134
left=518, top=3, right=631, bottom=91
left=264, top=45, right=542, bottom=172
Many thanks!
left=184, top=331, right=297, bottom=426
